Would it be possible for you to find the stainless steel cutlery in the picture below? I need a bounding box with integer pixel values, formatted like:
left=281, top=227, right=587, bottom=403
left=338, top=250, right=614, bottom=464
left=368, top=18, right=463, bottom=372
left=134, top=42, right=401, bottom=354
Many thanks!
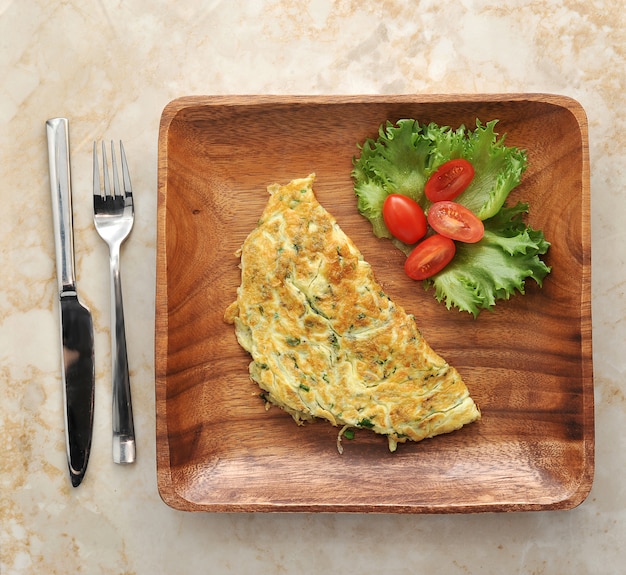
left=47, top=121, right=137, bottom=483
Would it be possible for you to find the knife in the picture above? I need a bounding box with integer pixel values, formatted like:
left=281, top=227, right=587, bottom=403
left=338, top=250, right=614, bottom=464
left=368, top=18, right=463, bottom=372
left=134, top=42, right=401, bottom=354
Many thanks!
left=46, top=118, right=95, bottom=487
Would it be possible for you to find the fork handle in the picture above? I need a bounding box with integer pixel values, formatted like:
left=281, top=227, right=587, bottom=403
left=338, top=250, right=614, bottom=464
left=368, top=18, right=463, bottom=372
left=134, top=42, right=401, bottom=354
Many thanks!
left=109, top=245, right=136, bottom=464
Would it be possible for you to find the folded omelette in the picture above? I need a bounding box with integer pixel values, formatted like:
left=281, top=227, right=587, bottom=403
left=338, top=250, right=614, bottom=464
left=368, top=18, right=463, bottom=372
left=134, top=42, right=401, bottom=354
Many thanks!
left=224, top=174, right=480, bottom=451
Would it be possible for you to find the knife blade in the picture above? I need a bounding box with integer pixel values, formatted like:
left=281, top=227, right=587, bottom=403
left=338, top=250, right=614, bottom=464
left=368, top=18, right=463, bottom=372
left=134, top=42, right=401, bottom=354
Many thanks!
left=46, top=117, right=95, bottom=488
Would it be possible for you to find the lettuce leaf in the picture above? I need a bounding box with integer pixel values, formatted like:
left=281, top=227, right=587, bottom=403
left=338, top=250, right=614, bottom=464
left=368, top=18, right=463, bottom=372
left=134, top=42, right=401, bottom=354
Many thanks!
left=452, top=120, right=528, bottom=220
left=353, top=119, right=432, bottom=238
left=425, top=203, right=551, bottom=316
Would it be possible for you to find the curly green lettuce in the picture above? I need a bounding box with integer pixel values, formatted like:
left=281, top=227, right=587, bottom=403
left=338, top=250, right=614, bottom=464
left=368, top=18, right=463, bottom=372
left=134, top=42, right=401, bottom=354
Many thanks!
left=427, top=120, right=528, bottom=219
left=426, top=203, right=551, bottom=316
left=353, top=119, right=432, bottom=237
left=352, top=118, right=550, bottom=316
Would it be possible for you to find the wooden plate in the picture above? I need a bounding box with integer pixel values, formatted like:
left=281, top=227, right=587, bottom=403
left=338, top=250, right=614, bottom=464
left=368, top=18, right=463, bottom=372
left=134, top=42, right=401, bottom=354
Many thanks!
left=156, top=94, right=593, bottom=513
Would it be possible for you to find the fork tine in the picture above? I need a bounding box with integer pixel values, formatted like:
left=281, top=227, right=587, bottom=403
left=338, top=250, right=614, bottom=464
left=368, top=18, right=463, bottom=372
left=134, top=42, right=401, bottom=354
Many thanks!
left=119, top=141, right=132, bottom=198
left=101, top=141, right=111, bottom=197
left=111, top=141, right=121, bottom=197
left=92, top=141, right=101, bottom=197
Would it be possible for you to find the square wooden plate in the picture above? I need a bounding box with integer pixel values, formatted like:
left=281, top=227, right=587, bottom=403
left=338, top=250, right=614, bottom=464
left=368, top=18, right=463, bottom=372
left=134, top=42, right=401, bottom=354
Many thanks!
left=156, top=94, right=593, bottom=513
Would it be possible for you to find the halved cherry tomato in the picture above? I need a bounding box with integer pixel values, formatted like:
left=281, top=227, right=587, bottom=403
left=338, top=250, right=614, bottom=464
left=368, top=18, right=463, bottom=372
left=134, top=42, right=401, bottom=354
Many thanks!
left=427, top=201, right=484, bottom=243
left=424, top=158, right=475, bottom=202
left=404, top=234, right=456, bottom=280
left=382, top=194, right=427, bottom=244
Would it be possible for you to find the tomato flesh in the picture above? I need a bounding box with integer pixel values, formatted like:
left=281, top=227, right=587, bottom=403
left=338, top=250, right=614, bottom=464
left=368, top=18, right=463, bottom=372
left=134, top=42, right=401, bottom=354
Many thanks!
left=427, top=201, right=484, bottom=243
left=404, top=234, right=456, bottom=280
left=425, top=159, right=475, bottom=202
left=382, top=194, right=427, bottom=244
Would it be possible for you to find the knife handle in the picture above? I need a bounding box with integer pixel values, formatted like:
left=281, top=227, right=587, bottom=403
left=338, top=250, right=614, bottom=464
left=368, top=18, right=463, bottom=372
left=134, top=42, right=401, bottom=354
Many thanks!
left=47, top=118, right=76, bottom=293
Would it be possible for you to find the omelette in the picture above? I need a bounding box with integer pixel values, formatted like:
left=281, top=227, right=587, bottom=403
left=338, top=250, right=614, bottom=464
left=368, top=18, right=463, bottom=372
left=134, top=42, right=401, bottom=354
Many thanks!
left=224, top=174, right=480, bottom=451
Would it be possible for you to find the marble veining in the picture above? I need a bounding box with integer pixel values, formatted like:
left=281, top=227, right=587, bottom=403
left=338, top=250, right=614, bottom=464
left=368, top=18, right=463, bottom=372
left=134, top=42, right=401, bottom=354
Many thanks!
left=2, top=0, right=626, bottom=573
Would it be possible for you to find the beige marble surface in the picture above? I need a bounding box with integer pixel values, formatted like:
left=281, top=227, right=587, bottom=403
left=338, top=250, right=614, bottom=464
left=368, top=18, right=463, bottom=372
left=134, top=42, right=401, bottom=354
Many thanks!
left=1, top=0, right=625, bottom=573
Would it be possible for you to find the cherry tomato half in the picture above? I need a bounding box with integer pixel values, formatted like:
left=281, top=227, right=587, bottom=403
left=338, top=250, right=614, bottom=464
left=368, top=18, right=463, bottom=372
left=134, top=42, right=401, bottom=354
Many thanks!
left=404, top=234, right=456, bottom=280
left=424, top=158, right=475, bottom=202
left=427, top=201, right=485, bottom=243
left=382, top=194, right=427, bottom=244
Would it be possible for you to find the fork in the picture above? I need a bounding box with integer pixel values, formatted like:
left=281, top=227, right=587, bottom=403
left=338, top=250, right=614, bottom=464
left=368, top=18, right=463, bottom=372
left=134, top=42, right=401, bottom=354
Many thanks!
left=93, top=141, right=136, bottom=464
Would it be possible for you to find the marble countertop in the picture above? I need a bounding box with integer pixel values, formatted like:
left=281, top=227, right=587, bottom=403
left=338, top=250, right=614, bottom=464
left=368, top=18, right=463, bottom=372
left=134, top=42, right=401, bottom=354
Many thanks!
left=2, top=1, right=624, bottom=573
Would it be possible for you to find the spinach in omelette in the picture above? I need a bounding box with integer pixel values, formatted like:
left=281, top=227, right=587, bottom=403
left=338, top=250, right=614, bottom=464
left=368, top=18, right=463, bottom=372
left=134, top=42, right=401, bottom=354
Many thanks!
left=224, top=174, right=480, bottom=452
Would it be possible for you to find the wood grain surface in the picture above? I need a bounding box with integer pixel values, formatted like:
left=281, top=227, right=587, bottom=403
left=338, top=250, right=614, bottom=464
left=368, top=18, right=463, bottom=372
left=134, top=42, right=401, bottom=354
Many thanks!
left=155, top=94, right=593, bottom=513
